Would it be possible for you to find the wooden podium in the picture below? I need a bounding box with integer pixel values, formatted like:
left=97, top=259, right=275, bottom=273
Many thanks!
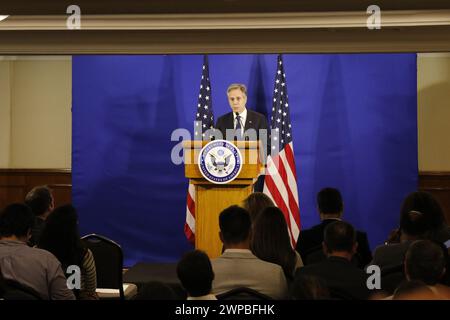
left=183, top=140, right=262, bottom=258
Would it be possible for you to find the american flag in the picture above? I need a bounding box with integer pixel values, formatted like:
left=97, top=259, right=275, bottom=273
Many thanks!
left=263, top=54, right=301, bottom=246
left=185, top=55, right=214, bottom=243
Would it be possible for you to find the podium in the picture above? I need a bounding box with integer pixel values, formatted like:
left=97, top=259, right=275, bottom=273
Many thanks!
left=183, top=140, right=263, bottom=258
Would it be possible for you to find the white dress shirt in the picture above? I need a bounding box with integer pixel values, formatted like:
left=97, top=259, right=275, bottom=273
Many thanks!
left=234, top=108, right=247, bottom=136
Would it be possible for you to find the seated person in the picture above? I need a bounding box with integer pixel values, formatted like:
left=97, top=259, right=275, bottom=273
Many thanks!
left=177, top=250, right=216, bottom=300
left=294, top=221, right=371, bottom=300
left=211, top=205, right=288, bottom=299
left=251, top=207, right=303, bottom=281
left=24, top=185, right=54, bottom=246
left=0, top=203, right=75, bottom=300
left=295, top=187, right=372, bottom=268
left=38, top=204, right=98, bottom=300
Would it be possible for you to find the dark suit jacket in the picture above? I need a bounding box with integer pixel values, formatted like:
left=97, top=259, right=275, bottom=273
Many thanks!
left=215, top=109, right=268, bottom=141
left=295, top=219, right=372, bottom=269
left=295, top=256, right=371, bottom=300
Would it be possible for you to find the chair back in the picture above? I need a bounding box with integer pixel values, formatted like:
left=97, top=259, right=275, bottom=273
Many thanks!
left=216, top=287, right=273, bottom=300
left=2, top=279, right=43, bottom=300
left=81, top=233, right=125, bottom=299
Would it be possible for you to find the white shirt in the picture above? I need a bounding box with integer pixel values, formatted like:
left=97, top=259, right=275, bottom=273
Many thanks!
left=234, top=108, right=247, bottom=136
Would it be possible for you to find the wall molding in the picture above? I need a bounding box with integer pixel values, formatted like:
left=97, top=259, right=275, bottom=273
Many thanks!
left=1, top=10, right=450, bottom=30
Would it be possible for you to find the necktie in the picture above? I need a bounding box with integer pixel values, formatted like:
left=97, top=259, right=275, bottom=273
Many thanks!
left=235, top=114, right=242, bottom=140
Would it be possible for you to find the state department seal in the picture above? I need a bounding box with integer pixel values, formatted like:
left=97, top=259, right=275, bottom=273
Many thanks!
left=198, top=140, right=243, bottom=184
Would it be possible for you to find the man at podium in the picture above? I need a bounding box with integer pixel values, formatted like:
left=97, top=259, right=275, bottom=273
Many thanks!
left=215, top=83, right=268, bottom=141
left=215, top=83, right=268, bottom=191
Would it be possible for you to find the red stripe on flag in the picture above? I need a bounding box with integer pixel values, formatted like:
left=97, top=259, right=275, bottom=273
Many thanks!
left=264, top=168, right=296, bottom=245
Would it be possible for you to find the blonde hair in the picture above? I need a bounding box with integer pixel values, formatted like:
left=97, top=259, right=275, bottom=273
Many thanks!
left=227, top=83, right=247, bottom=96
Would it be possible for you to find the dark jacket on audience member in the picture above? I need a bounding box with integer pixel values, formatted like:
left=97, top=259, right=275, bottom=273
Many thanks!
left=295, top=219, right=372, bottom=268
left=294, top=256, right=370, bottom=300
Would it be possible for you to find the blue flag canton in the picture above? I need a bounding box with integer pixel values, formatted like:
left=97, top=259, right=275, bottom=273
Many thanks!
left=195, top=59, right=214, bottom=139
left=270, top=55, right=293, bottom=153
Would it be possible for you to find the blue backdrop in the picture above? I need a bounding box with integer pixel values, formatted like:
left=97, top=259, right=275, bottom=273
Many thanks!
left=72, top=54, right=418, bottom=267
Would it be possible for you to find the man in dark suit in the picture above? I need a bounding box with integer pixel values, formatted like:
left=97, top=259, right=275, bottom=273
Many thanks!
left=215, top=83, right=268, bottom=142
left=215, top=84, right=268, bottom=191
left=294, top=220, right=371, bottom=300
left=295, top=187, right=372, bottom=268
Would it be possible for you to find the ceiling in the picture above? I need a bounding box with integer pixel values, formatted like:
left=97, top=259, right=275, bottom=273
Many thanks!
left=1, top=0, right=450, bottom=15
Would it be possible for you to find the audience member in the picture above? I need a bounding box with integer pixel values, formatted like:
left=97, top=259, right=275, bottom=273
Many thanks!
left=24, top=186, right=54, bottom=246
left=0, top=203, right=75, bottom=300
left=294, top=221, right=370, bottom=300
left=177, top=250, right=216, bottom=300
left=251, top=207, right=303, bottom=281
left=404, top=240, right=450, bottom=298
left=295, top=187, right=372, bottom=268
left=38, top=204, right=98, bottom=300
left=211, top=205, right=288, bottom=299
left=241, top=192, right=275, bottom=222
left=370, top=209, right=430, bottom=269
left=387, top=192, right=450, bottom=244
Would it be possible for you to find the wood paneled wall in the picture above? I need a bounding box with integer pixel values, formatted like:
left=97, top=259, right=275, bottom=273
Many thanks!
left=0, top=169, right=449, bottom=225
left=0, top=169, right=71, bottom=208
left=419, top=171, right=450, bottom=225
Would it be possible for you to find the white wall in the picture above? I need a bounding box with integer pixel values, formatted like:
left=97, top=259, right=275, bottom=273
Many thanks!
left=418, top=53, right=450, bottom=171
left=0, top=61, right=12, bottom=167
left=0, top=57, right=72, bottom=168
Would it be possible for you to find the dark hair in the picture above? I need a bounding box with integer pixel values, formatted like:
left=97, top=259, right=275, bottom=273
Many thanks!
left=242, top=192, right=275, bottom=222
left=405, top=240, right=446, bottom=285
left=400, top=192, right=446, bottom=240
left=24, top=186, right=53, bottom=217
left=290, top=274, right=330, bottom=300
left=251, top=207, right=297, bottom=279
left=38, top=204, right=86, bottom=269
left=400, top=210, right=430, bottom=238
left=317, top=188, right=343, bottom=214
left=323, top=221, right=356, bottom=253
left=219, top=205, right=251, bottom=244
left=177, top=250, right=214, bottom=297
left=0, top=203, right=35, bottom=238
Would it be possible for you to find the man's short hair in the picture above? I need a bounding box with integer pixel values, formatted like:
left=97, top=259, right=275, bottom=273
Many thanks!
left=227, top=83, right=247, bottom=96
left=219, top=205, right=251, bottom=244
left=24, top=186, right=53, bottom=217
left=405, top=240, right=446, bottom=285
left=317, top=187, right=343, bottom=214
left=323, top=221, right=356, bottom=253
left=177, top=250, right=214, bottom=297
left=0, top=203, right=35, bottom=238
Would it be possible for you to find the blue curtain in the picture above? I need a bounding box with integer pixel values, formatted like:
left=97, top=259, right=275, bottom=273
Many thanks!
left=72, top=54, right=417, bottom=266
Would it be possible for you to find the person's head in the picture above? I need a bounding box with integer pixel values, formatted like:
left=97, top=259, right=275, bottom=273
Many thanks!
left=219, top=205, right=251, bottom=248
left=24, top=186, right=54, bottom=218
left=404, top=240, right=446, bottom=285
left=242, top=192, right=275, bottom=222
left=251, top=207, right=296, bottom=278
left=399, top=209, right=430, bottom=240
left=177, top=250, right=214, bottom=297
left=290, top=274, right=330, bottom=300
left=323, top=221, right=357, bottom=258
left=0, top=203, right=34, bottom=241
left=317, top=188, right=343, bottom=218
left=400, top=192, right=445, bottom=237
left=38, top=204, right=84, bottom=267
left=227, top=83, right=247, bottom=114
